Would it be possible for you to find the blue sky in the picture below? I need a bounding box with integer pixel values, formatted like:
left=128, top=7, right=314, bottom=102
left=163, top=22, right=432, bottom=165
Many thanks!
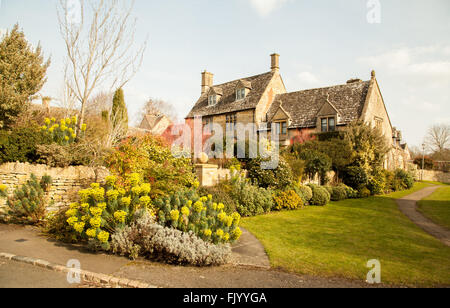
left=0, top=0, right=449, bottom=147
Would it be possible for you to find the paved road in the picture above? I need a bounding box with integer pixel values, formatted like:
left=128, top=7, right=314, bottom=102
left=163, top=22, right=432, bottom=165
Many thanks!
left=396, top=186, right=450, bottom=247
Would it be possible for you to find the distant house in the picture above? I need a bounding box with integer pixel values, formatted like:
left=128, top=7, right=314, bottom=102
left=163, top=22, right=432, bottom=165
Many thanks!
left=138, top=114, right=173, bottom=136
left=186, top=53, right=410, bottom=170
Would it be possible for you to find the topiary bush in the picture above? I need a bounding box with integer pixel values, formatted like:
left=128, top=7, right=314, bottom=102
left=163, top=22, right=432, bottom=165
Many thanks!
left=308, top=184, right=331, bottom=206
left=331, top=186, right=348, bottom=201
left=297, top=185, right=313, bottom=204
left=111, top=211, right=231, bottom=265
left=337, top=183, right=357, bottom=199
left=273, top=190, right=304, bottom=211
left=5, top=174, right=52, bottom=225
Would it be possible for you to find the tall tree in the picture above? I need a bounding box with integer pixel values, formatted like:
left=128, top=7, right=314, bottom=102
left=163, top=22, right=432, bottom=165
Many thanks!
left=141, top=97, right=178, bottom=122
left=57, top=0, right=146, bottom=131
left=0, top=24, right=50, bottom=128
left=111, top=88, right=128, bottom=131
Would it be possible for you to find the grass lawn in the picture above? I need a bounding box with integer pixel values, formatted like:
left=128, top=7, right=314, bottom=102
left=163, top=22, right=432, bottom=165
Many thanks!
left=418, top=185, right=450, bottom=230
left=241, top=182, right=450, bottom=287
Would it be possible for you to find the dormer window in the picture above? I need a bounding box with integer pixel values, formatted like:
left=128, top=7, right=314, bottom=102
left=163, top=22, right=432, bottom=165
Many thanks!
left=321, top=117, right=336, bottom=132
left=208, top=95, right=217, bottom=106
left=236, top=88, right=246, bottom=100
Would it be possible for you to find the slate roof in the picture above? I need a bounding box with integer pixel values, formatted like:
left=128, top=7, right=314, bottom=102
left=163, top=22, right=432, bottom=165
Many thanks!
left=186, top=71, right=274, bottom=118
left=266, top=80, right=371, bottom=128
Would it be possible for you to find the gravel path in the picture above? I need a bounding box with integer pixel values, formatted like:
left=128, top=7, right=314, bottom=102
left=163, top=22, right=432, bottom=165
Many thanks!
left=396, top=186, right=450, bottom=247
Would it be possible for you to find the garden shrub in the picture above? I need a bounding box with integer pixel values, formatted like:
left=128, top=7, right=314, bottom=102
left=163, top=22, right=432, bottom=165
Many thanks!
left=297, top=185, right=313, bottom=203
left=198, top=183, right=237, bottom=215
left=41, top=116, right=85, bottom=146
left=0, top=184, right=7, bottom=198
left=357, top=186, right=371, bottom=198
left=324, top=185, right=334, bottom=196
left=383, top=170, right=396, bottom=192
left=63, top=174, right=155, bottom=251
left=394, top=169, right=415, bottom=190
left=273, top=190, right=304, bottom=211
left=229, top=172, right=273, bottom=217
left=4, top=174, right=52, bottom=225
left=308, top=184, right=331, bottom=206
left=105, top=135, right=197, bottom=197
left=111, top=212, right=231, bottom=265
left=338, top=183, right=357, bottom=199
left=331, top=186, right=348, bottom=201
left=0, top=125, right=51, bottom=164
left=300, top=149, right=332, bottom=185
left=368, top=170, right=386, bottom=195
left=246, top=156, right=294, bottom=190
left=343, top=166, right=369, bottom=189
left=153, top=189, right=242, bottom=245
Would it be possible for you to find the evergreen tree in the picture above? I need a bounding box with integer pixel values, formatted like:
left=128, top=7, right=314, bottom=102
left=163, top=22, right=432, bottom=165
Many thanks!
left=111, top=88, right=128, bottom=133
left=0, top=24, right=50, bottom=128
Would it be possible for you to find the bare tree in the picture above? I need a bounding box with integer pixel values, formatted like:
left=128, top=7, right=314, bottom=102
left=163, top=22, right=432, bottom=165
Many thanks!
left=57, top=0, right=146, bottom=130
left=85, top=91, right=114, bottom=116
left=425, top=124, right=450, bottom=154
left=140, top=97, right=178, bottom=122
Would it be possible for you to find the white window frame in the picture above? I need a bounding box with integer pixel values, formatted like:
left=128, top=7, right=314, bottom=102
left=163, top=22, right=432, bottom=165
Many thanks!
left=236, top=88, right=246, bottom=100
left=208, top=95, right=217, bottom=106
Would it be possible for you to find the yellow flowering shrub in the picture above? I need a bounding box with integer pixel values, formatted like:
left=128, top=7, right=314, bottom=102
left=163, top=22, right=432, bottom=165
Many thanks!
left=64, top=173, right=155, bottom=250
left=273, top=190, right=304, bottom=211
left=41, top=116, right=85, bottom=146
left=154, top=189, right=242, bottom=245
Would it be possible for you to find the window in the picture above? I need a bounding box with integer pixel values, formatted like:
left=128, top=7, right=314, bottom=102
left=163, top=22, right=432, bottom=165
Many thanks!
left=274, top=121, right=288, bottom=136
left=321, top=117, right=336, bottom=132
left=226, top=113, right=237, bottom=131
left=208, top=95, right=217, bottom=106
left=203, top=117, right=213, bottom=134
left=236, top=88, right=246, bottom=100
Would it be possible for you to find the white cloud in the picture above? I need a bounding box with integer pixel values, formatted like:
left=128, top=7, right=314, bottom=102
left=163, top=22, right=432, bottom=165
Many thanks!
left=0, top=28, right=6, bottom=38
left=248, top=0, right=290, bottom=17
left=297, top=71, right=320, bottom=86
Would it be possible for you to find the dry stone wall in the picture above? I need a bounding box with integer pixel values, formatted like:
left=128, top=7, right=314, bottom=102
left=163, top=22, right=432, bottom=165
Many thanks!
left=0, top=163, right=110, bottom=215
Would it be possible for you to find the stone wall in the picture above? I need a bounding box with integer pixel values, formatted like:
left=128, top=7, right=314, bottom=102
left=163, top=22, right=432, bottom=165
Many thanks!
left=420, top=170, right=450, bottom=184
left=0, top=163, right=110, bottom=214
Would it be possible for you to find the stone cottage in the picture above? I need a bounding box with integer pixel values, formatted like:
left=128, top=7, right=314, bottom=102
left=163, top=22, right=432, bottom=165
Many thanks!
left=186, top=54, right=411, bottom=170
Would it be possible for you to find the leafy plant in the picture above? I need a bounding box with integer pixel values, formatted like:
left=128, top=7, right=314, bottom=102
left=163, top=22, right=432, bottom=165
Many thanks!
left=41, top=116, right=85, bottom=146
left=273, top=190, right=304, bottom=211
left=153, top=189, right=242, bottom=245
left=111, top=211, right=231, bottom=265
left=246, top=156, right=294, bottom=189
left=331, top=186, right=348, bottom=201
left=308, top=184, right=331, bottom=206
left=5, top=174, right=52, bottom=224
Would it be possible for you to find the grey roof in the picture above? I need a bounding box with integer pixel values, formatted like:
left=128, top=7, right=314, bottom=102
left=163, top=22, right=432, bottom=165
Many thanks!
left=186, top=71, right=274, bottom=118
left=267, top=80, right=371, bottom=128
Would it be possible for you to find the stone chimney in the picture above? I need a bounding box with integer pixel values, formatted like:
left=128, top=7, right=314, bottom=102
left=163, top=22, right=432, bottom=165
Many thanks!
left=201, top=71, right=214, bottom=95
left=271, top=53, right=280, bottom=72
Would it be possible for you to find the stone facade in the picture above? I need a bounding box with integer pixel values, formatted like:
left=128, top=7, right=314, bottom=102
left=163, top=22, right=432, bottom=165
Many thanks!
left=420, top=170, right=450, bottom=183
left=186, top=54, right=411, bottom=170
left=0, top=163, right=110, bottom=214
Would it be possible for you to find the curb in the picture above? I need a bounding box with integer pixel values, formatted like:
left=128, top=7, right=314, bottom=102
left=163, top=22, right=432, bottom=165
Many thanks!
left=0, top=252, right=158, bottom=288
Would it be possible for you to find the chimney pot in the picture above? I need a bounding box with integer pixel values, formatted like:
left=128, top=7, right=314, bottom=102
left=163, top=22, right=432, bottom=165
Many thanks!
left=271, top=53, right=280, bottom=72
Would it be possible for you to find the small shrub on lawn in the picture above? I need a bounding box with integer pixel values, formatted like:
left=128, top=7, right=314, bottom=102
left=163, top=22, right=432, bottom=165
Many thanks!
left=331, top=186, right=348, bottom=201
left=111, top=211, right=231, bottom=265
left=153, top=189, right=242, bottom=245
left=308, top=184, right=331, bottom=206
left=273, top=190, right=304, bottom=211
left=297, top=185, right=313, bottom=204
left=4, top=174, right=52, bottom=225
left=324, top=185, right=334, bottom=196
left=343, top=166, right=369, bottom=189
left=338, top=183, right=357, bottom=199
left=357, top=186, right=371, bottom=199
left=394, top=169, right=415, bottom=190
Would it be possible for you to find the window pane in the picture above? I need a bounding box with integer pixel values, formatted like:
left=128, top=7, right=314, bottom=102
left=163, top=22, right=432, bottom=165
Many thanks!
left=282, top=122, right=287, bottom=134
left=321, top=118, right=328, bottom=132
left=328, top=118, right=335, bottom=131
